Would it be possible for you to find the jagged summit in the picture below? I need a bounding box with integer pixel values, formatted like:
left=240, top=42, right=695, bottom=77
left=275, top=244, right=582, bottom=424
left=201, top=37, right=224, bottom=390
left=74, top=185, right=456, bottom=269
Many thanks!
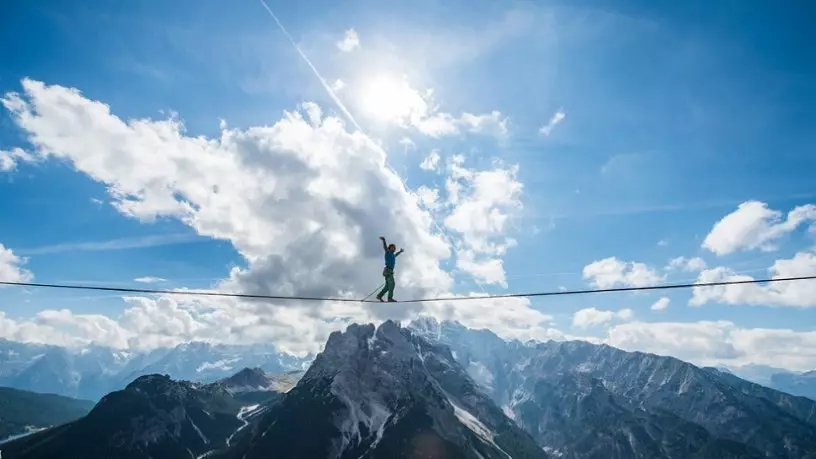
left=224, top=319, right=547, bottom=459
left=216, top=366, right=303, bottom=395
left=223, top=367, right=267, bottom=386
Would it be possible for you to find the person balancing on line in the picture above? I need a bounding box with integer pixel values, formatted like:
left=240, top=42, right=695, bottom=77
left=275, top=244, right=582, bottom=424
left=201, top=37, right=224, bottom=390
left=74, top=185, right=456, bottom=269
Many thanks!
left=376, top=236, right=404, bottom=302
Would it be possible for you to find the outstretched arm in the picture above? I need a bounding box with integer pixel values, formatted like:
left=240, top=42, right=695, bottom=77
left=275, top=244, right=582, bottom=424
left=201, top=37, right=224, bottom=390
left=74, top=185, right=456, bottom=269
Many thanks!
left=379, top=236, right=388, bottom=251
left=396, top=248, right=405, bottom=257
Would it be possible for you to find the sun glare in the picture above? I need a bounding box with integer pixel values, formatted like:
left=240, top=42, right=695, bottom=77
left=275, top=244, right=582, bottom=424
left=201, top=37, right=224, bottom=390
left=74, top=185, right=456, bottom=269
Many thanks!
left=357, top=75, right=427, bottom=124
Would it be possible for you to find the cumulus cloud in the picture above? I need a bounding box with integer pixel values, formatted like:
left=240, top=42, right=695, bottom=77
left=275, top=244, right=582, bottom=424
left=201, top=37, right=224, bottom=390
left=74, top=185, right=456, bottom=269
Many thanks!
left=459, top=111, right=508, bottom=137
left=572, top=307, right=633, bottom=328
left=0, top=147, right=33, bottom=171
left=608, top=320, right=741, bottom=362
left=650, top=296, right=670, bottom=311
left=0, top=243, right=34, bottom=284
left=455, top=250, right=507, bottom=287
left=331, top=79, right=345, bottom=92
left=441, top=157, right=522, bottom=286
left=0, top=78, right=530, bottom=353
left=607, top=320, right=816, bottom=371
left=538, top=108, right=565, bottom=136
left=336, top=28, right=360, bottom=52
left=702, top=201, right=816, bottom=255
left=421, top=296, right=561, bottom=343
left=420, top=149, right=441, bottom=171
left=690, top=248, right=816, bottom=308
left=582, top=257, right=665, bottom=289
left=415, top=185, right=440, bottom=211
left=666, top=256, right=707, bottom=272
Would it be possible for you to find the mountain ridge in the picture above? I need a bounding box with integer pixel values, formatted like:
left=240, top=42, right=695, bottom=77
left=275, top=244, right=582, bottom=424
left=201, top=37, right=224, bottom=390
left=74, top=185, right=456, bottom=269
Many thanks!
left=0, top=387, right=95, bottom=443
left=408, top=317, right=816, bottom=458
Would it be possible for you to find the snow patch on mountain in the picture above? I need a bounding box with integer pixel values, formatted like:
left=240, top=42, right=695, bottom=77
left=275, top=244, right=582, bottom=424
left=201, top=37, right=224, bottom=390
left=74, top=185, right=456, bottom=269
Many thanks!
left=450, top=400, right=511, bottom=459
left=331, top=372, right=393, bottom=454
left=226, top=404, right=261, bottom=447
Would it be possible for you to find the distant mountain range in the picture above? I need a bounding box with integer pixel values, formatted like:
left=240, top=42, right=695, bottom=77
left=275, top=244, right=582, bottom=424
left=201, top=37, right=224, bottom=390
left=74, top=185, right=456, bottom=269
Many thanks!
left=770, top=371, right=816, bottom=400
left=0, top=338, right=312, bottom=400
left=408, top=317, right=816, bottom=458
left=4, top=330, right=815, bottom=405
left=4, top=319, right=816, bottom=458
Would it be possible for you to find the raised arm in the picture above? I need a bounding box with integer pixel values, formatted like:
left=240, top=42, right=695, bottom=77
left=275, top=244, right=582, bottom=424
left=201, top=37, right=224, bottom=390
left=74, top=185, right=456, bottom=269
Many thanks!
left=396, top=248, right=405, bottom=257
left=379, top=236, right=388, bottom=251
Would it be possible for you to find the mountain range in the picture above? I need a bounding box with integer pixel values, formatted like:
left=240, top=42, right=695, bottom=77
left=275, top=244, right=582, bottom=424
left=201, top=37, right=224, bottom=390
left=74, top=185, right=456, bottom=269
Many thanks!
left=5, top=330, right=815, bottom=404
left=408, top=317, right=816, bottom=459
left=3, top=318, right=816, bottom=458
left=0, top=338, right=311, bottom=400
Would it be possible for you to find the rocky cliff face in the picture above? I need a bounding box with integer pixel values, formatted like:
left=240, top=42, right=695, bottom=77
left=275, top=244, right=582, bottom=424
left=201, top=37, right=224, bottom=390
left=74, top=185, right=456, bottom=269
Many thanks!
left=224, top=320, right=548, bottom=459
left=409, top=317, right=816, bottom=459
left=0, top=374, right=244, bottom=459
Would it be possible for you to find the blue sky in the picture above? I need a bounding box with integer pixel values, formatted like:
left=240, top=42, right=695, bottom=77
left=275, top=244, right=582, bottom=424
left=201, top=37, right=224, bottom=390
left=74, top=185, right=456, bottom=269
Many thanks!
left=1, top=0, right=815, bottom=367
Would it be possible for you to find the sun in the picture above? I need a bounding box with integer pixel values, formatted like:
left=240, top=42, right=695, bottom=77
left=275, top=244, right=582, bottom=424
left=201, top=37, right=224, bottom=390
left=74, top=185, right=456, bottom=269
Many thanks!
left=357, top=74, right=428, bottom=124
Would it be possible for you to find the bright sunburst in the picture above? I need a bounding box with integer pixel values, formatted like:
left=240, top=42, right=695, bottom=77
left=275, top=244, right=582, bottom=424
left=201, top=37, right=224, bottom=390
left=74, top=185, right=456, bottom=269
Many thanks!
left=357, top=74, right=428, bottom=124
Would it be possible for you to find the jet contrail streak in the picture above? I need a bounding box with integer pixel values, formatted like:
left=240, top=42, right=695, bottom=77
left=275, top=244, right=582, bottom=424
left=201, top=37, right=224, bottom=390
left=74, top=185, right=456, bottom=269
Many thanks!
left=256, top=0, right=362, bottom=132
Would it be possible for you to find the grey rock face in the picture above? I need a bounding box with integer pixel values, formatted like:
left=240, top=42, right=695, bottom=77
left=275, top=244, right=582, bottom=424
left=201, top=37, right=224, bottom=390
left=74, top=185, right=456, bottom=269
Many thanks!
left=0, top=374, right=245, bottom=459
left=225, top=320, right=548, bottom=459
left=409, top=317, right=816, bottom=459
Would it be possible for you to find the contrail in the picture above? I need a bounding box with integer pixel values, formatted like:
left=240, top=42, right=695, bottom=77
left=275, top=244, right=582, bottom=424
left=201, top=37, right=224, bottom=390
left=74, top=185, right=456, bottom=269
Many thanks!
left=256, top=0, right=362, bottom=132
left=255, top=0, right=487, bottom=294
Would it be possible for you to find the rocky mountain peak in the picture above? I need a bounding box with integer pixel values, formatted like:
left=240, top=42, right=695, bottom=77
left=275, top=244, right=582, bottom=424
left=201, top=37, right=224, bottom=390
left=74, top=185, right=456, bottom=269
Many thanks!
left=224, top=367, right=267, bottom=386
left=225, top=320, right=547, bottom=459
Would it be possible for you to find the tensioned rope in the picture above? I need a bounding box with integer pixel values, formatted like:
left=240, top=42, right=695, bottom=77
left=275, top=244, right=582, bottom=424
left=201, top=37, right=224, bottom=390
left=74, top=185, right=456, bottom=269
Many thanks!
left=1, top=275, right=815, bottom=303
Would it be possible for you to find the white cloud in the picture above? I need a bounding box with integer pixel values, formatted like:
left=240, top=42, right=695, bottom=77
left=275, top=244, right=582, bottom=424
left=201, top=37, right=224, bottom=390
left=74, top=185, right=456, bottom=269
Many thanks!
left=357, top=75, right=508, bottom=139
left=538, top=109, right=565, bottom=136
left=0, top=243, right=34, bottom=284
left=650, top=296, right=670, bottom=311
left=442, top=157, right=522, bottom=254
left=459, top=111, right=508, bottom=137
left=657, top=239, right=669, bottom=247
left=420, top=149, right=441, bottom=171
left=666, top=256, right=707, bottom=272
left=0, top=78, right=532, bottom=352
left=415, top=185, right=440, bottom=211
left=617, top=308, right=634, bottom=320
left=331, top=79, right=345, bottom=92
left=690, top=248, right=816, bottom=308
left=608, top=320, right=740, bottom=363
left=134, top=276, right=166, bottom=284
left=336, top=28, right=360, bottom=52
left=572, top=307, right=633, bottom=328
left=421, top=296, right=561, bottom=343
left=455, top=250, right=507, bottom=287
left=582, top=257, right=665, bottom=289
left=702, top=201, right=816, bottom=255
left=413, top=153, right=524, bottom=286
left=607, top=320, right=816, bottom=371
left=399, top=137, right=415, bottom=149
left=0, top=147, right=33, bottom=171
